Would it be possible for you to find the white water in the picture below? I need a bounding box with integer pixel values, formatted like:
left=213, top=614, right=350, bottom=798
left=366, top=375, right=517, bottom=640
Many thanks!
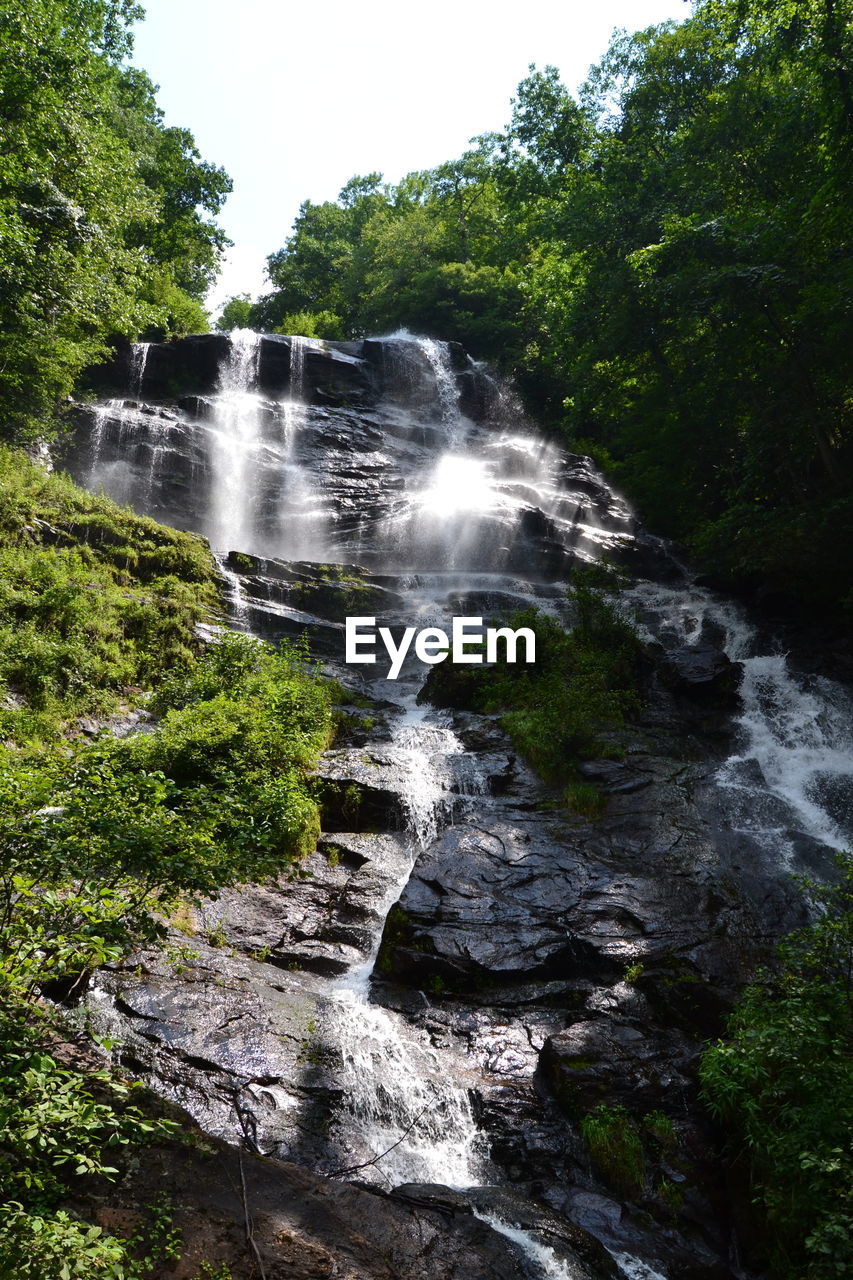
left=477, top=1213, right=590, bottom=1280
left=208, top=328, right=264, bottom=552
left=130, top=341, right=150, bottom=398
left=611, top=1254, right=668, bottom=1280
left=327, top=697, right=487, bottom=1189
left=417, top=336, right=466, bottom=445
left=87, top=399, right=121, bottom=483
left=370, top=338, right=630, bottom=574
left=214, top=555, right=250, bottom=628
left=276, top=335, right=329, bottom=560
left=627, top=581, right=853, bottom=859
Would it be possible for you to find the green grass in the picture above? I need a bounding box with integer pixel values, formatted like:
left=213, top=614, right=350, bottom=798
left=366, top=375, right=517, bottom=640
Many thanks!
left=580, top=1104, right=646, bottom=1197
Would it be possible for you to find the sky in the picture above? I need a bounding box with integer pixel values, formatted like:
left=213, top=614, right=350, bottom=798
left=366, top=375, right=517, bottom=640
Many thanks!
left=131, top=0, right=690, bottom=315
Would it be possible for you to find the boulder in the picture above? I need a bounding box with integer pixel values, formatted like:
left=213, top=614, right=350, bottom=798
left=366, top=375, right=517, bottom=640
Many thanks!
left=660, top=644, right=742, bottom=705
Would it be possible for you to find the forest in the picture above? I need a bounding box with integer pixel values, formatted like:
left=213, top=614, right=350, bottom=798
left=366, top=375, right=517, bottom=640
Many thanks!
left=0, top=1, right=851, bottom=1278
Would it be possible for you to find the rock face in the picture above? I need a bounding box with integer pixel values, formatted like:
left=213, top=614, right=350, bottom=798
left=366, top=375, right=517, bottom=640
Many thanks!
left=67, top=331, right=853, bottom=1280
left=659, top=643, right=742, bottom=705
left=82, top=1122, right=604, bottom=1280
left=62, top=332, right=638, bottom=575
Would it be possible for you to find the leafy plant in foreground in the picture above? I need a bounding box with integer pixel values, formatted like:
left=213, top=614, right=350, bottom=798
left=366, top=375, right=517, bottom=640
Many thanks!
left=700, top=853, right=853, bottom=1279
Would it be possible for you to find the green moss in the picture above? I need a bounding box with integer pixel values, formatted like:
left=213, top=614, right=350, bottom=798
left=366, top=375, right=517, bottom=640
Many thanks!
left=341, top=782, right=362, bottom=824
left=383, top=904, right=415, bottom=948
left=228, top=552, right=256, bottom=572
left=580, top=1104, right=646, bottom=1197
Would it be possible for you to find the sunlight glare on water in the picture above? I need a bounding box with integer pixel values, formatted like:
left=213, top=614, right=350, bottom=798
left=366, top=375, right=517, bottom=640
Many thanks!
left=417, top=453, right=497, bottom=518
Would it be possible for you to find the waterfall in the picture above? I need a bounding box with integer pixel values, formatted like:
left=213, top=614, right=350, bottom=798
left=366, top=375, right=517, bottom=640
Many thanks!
left=130, top=341, right=150, bottom=398
left=207, top=328, right=263, bottom=552
left=478, top=1213, right=592, bottom=1280
left=627, top=581, right=853, bottom=860
left=326, top=698, right=487, bottom=1189
left=69, top=330, right=853, bottom=1280
left=276, top=335, right=329, bottom=560
left=416, top=336, right=466, bottom=445
left=214, top=554, right=250, bottom=629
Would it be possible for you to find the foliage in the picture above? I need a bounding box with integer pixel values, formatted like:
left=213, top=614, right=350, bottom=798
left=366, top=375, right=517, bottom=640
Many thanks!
left=443, top=570, right=641, bottom=783
left=0, top=0, right=230, bottom=440
left=274, top=309, right=346, bottom=340
left=580, top=1104, right=646, bottom=1196
left=0, top=459, right=333, bottom=1277
left=0, top=635, right=331, bottom=1270
left=0, top=447, right=217, bottom=744
left=700, top=853, right=853, bottom=1278
left=215, top=294, right=253, bottom=332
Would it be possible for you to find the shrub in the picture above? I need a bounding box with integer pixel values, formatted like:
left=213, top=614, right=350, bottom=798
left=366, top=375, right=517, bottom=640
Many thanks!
left=422, top=566, right=642, bottom=783
left=700, top=853, right=853, bottom=1279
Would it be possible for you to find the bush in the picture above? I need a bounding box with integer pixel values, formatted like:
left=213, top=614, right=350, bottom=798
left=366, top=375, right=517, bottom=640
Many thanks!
left=700, top=853, right=853, bottom=1279
left=0, top=460, right=334, bottom=1275
left=422, top=567, right=641, bottom=784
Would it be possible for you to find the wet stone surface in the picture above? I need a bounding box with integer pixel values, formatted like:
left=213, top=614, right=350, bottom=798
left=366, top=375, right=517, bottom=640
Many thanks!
left=69, top=332, right=853, bottom=1279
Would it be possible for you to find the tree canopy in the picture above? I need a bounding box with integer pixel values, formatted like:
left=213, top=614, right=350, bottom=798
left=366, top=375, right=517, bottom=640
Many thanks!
left=0, top=0, right=231, bottom=440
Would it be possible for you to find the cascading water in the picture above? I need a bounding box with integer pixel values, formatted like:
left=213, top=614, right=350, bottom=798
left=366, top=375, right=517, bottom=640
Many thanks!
left=68, top=329, right=853, bottom=1280
left=627, top=580, right=853, bottom=861
left=130, top=341, right=150, bottom=398
left=415, top=335, right=467, bottom=446
left=326, top=699, right=487, bottom=1189
left=478, top=1214, right=595, bottom=1280
left=86, top=339, right=153, bottom=492
left=208, top=328, right=263, bottom=552
left=276, top=334, right=329, bottom=560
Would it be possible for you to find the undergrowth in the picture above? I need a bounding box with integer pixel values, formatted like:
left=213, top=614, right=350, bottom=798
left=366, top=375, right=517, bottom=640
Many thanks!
left=0, top=446, right=217, bottom=745
left=422, top=564, right=642, bottom=796
left=0, top=449, right=333, bottom=1276
left=700, top=854, right=853, bottom=1280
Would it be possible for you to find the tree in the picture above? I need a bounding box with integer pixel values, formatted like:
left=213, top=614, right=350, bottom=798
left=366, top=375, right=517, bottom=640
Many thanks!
left=0, top=0, right=230, bottom=440
left=216, top=294, right=254, bottom=331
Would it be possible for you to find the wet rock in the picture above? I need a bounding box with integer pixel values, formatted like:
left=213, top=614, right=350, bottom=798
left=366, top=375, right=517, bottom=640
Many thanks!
left=78, top=1120, right=574, bottom=1280
left=198, top=834, right=412, bottom=977
left=660, top=644, right=742, bottom=705
left=541, top=1014, right=695, bottom=1116
left=313, top=748, right=414, bottom=832
left=393, top=1185, right=619, bottom=1279
left=577, top=760, right=653, bottom=794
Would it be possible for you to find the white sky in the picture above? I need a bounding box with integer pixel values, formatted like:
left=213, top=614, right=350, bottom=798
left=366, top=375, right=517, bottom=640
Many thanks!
left=131, top=0, right=690, bottom=313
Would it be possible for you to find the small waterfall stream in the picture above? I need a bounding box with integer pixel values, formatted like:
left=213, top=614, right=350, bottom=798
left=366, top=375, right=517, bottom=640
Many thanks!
left=627, top=580, right=853, bottom=859
left=208, top=327, right=264, bottom=552
left=69, top=329, right=853, bottom=1280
